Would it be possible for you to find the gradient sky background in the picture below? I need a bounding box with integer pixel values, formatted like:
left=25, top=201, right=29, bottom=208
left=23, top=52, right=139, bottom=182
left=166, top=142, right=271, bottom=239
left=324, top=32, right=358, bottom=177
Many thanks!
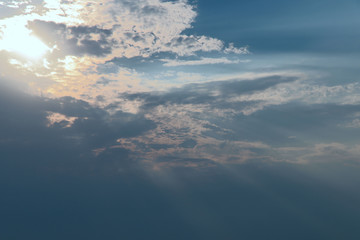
left=1, top=0, right=360, bottom=239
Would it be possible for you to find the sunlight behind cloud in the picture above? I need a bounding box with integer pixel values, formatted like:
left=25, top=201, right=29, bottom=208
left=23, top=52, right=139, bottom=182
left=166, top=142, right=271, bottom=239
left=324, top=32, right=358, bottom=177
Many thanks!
left=0, top=17, right=49, bottom=60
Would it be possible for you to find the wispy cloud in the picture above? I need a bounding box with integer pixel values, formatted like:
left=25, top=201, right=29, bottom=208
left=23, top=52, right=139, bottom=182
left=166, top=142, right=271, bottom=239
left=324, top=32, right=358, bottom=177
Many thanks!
left=162, top=57, right=249, bottom=67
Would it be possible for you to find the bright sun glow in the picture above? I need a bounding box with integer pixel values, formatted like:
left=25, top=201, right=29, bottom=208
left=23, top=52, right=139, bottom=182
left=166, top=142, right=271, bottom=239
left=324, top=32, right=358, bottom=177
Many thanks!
left=0, top=18, right=50, bottom=60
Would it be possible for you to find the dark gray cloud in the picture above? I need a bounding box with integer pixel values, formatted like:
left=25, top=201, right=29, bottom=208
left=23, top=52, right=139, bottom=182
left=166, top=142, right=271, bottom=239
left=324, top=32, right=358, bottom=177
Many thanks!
left=100, top=51, right=243, bottom=74
left=98, top=52, right=176, bottom=73
left=1, top=73, right=359, bottom=173
left=107, top=75, right=360, bottom=165
left=7, top=74, right=360, bottom=174
left=0, top=81, right=156, bottom=175
left=122, top=75, right=297, bottom=109
left=28, top=20, right=114, bottom=57
left=179, top=139, right=197, bottom=148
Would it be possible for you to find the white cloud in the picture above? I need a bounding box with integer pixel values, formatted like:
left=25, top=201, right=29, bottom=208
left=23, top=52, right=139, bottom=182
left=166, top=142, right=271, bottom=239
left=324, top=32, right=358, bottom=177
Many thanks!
left=162, top=57, right=249, bottom=67
left=339, top=119, right=360, bottom=128
left=0, top=0, right=251, bottom=101
left=230, top=81, right=360, bottom=115
left=32, top=0, right=234, bottom=58
left=111, top=103, right=272, bottom=168
left=46, top=112, right=78, bottom=128
left=0, top=0, right=31, bottom=8
left=224, top=43, right=249, bottom=54
left=297, top=143, right=360, bottom=164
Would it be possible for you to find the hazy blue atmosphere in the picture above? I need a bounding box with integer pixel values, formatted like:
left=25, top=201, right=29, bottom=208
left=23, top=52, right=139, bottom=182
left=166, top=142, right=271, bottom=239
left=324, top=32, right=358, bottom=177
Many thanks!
left=0, top=0, right=360, bottom=239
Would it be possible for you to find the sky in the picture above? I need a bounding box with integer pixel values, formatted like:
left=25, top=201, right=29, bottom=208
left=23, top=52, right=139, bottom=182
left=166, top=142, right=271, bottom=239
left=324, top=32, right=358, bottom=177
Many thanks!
left=0, top=0, right=360, bottom=239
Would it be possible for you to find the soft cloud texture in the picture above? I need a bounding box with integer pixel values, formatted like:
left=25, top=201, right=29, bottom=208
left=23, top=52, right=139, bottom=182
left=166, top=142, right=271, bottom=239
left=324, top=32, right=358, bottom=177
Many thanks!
left=0, top=0, right=249, bottom=105
left=14, top=0, right=247, bottom=59
left=162, top=57, right=248, bottom=67
left=0, top=1, right=359, bottom=170
left=1, top=1, right=360, bottom=238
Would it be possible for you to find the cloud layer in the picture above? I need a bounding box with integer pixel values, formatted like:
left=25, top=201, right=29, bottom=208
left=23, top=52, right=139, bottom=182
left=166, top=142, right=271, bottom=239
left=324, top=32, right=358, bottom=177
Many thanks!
left=0, top=0, right=359, bottom=171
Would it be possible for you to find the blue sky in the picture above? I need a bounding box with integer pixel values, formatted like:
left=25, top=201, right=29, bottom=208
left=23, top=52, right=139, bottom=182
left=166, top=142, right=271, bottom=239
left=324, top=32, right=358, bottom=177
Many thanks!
left=194, top=0, right=360, bottom=52
left=0, top=0, right=360, bottom=239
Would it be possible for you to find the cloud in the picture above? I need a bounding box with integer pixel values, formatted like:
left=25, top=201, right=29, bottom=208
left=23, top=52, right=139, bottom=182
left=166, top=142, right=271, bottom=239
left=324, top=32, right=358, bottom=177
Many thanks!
left=122, top=75, right=298, bottom=109
left=0, top=0, right=250, bottom=104
left=107, top=75, right=360, bottom=167
left=161, top=57, right=248, bottom=67
left=12, top=0, right=247, bottom=60
left=224, top=43, right=250, bottom=55
left=276, top=143, right=360, bottom=164
left=341, top=119, right=360, bottom=128
left=2, top=72, right=360, bottom=172
left=0, top=0, right=31, bottom=9
left=46, top=111, right=78, bottom=128
left=1, top=1, right=360, bottom=171
left=228, top=80, right=360, bottom=115
left=0, top=81, right=157, bottom=174
left=27, top=20, right=114, bottom=57
left=0, top=75, right=286, bottom=172
left=1, top=1, right=360, bottom=237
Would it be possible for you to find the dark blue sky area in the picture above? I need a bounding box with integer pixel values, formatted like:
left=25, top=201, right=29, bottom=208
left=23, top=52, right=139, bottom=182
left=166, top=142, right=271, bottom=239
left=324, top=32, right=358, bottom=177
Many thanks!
left=191, top=0, right=360, bottom=53
left=1, top=163, right=360, bottom=240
